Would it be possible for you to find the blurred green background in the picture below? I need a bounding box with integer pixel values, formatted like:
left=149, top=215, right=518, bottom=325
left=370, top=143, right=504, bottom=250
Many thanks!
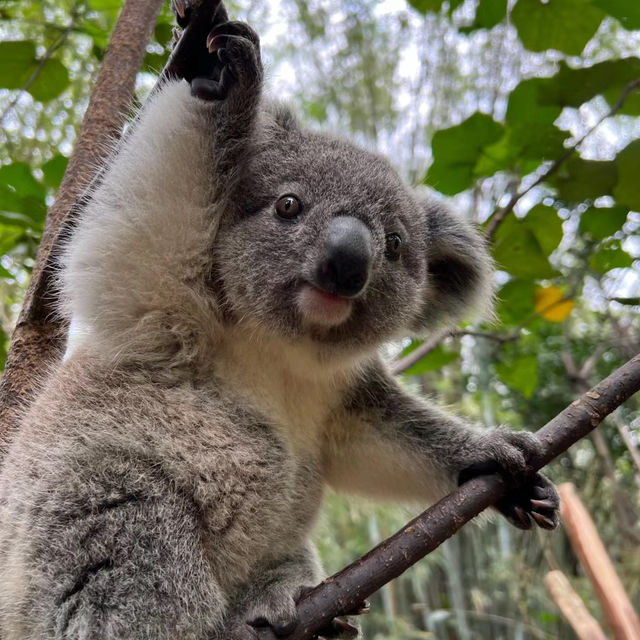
left=1, top=0, right=639, bottom=637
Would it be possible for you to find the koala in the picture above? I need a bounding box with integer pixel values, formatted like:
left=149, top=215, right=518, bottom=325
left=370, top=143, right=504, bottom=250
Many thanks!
left=0, top=2, right=559, bottom=639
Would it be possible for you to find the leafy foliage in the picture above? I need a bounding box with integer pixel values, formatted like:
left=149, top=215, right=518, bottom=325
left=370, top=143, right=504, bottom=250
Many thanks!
left=1, top=0, right=639, bottom=638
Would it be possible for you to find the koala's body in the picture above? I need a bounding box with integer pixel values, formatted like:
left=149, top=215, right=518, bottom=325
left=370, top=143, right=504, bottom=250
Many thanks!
left=0, top=4, right=559, bottom=639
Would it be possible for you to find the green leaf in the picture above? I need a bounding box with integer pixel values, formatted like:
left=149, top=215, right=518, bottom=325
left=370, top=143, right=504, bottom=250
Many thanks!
left=0, top=40, right=36, bottom=89
left=0, top=163, right=47, bottom=228
left=41, top=155, right=68, bottom=189
left=464, top=0, right=507, bottom=30
left=613, top=140, right=640, bottom=210
left=593, top=0, right=640, bottom=30
left=496, top=279, right=536, bottom=325
left=611, top=296, right=640, bottom=305
left=425, top=113, right=504, bottom=195
left=512, top=0, right=605, bottom=55
left=552, top=156, right=617, bottom=202
left=506, top=78, right=563, bottom=126
left=523, top=205, right=563, bottom=256
left=0, top=162, right=45, bottom=199
left=579, top=206, right=629, bottom=239
left=496, top=354, right=538, bottom=398
left=0, top=264, right=13, bottom=279
left=0, top=225, right=25, bottom=254
left=401, top=343, right=460, bottom=376
left=0, top=40, right=69, bottom=101
left=407, top=0, right=445, bottom=13
left=539, top=58, right=640, bottom=116
left=28, top=58, right=70, bottom=101
left=589, top=240, right=633, bottom=273
left=492, top=213, right=557, bottom=279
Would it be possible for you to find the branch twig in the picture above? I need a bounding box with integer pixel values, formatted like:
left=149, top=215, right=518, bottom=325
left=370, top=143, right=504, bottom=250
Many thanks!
left=258, top=354, right=640, bottom=640
left=485, top=78, right=640, bottom=240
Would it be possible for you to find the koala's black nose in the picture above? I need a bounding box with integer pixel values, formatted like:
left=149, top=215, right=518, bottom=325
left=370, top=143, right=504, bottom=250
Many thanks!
left=315, top=216, right=373, bottom=297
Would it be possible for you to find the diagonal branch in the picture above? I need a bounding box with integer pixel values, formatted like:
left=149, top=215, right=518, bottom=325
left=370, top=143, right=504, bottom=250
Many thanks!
left=485, top=78, right=640, bottom=240
left=257, top=354, right=640, bottom=640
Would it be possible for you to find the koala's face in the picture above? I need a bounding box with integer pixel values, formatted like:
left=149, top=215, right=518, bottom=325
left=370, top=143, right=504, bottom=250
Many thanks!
left=212, top=127, right=430, bottom=354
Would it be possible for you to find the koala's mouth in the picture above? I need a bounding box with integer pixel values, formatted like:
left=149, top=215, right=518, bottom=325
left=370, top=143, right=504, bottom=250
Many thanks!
left=297, top=283, right=353, bottom=328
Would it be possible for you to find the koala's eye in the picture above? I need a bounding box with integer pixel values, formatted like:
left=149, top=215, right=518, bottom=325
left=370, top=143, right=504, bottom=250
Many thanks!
left=275, top=195, right=302, bottom=220
left=385, top=233, right=402, bottom=261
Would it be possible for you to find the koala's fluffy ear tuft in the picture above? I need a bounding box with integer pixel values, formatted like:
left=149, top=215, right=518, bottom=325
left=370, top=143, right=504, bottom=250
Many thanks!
left=410, top=200, right=494, bottom=335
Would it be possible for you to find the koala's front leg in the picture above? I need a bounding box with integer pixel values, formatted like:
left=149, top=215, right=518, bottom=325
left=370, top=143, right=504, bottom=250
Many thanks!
left=222, top=546, right=363, bottom=640
left=325, top=361, right=559, bottom=531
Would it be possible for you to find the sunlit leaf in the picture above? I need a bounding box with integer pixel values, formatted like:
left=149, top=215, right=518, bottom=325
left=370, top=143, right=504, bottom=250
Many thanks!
left=589, top=240, right=633, bottom=273
left=593, top=0, right=640, bottom=30
left=579, top=206, right=629, bottom=240
left=496, top=353, right=538, bottom=398
left=613, top=140, right=640, bottom=210
left=492, top=213, right=557, bottom=279
left=552, top=156, right=617, bottom=202
left=401, top=343, right=460, bottom=376
left=41, top=155, right=69, bottom=189
left=524, top=205, right=563, bottom=256
left=425, top=113, right=504, bottom=194
left=512, top=0, right=604, bottom=55
left=534, top=286, right=574, bottom=322
left=496, top=279, right=536, bottom=325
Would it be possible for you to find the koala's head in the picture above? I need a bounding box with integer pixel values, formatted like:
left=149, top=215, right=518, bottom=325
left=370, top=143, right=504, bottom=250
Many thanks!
left=212, top=105, right=493, bottom=358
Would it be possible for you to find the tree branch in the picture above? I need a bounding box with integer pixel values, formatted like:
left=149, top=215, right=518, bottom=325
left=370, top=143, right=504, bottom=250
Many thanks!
left=0, top=0, right=164, bottom=451
left=485, top=78, right=640, bottom=240
left=256, top=354, right=640, bottom=640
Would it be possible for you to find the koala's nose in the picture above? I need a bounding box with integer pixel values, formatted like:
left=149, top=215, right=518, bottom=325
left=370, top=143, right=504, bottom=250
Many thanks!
left=315, top=216, right=373, bottom=297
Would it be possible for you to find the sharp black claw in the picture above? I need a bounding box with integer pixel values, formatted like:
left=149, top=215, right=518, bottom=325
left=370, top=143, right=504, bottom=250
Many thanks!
left=513, top=506, right=532, bottom=529
left=530, top=498, right=556, bottom=510
left=531, top=510, right=557, bottom=529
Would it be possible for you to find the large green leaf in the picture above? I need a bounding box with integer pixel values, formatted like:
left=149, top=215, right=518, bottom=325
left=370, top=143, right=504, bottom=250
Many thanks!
left=523, top=205, right=563, bottom=256
left=613, top=140, right=640, bottom=210
left=589, top=240, right=633, bottom=273
left=552, top=156, right=617, bottom=202
left=539, top=58, right=640, bottom=116
left=41, top=155, right=69, bottom=189
left=512, top=0, right=604, bottom=55
left=0, top=162, right=46, bottom=228
left=407, top=0, right=445, bottom=12
left=506, top=78, right=563, bottom=126
left=496, top=353, right=538, bottom=398
left=463, top=0, right=507, bottom=31
left=0, top=40, right=69, bottom=101
left=496, top=279, right=536, bottom=325
left=593, top=0, right=640, bottom=30
left=401, top=343, right=460, bottom=376
left=425, top=113, right=504, bottom=195
left=492, top=213, right=557, bottom=279
left=579, top=206, right=629, bottom=240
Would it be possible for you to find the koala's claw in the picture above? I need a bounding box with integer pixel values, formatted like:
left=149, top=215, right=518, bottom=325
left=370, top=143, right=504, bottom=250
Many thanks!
left=458, top=429, right=560, bottom=531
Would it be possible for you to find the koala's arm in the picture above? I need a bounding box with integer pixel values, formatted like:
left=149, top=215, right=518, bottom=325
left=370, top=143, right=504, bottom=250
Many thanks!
left=324, top=361, right=559, bottom=530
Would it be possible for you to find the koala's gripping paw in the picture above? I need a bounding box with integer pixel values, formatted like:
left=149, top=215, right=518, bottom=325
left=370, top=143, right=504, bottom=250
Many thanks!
left=191, top=20, right=262, bottom=100
left=458, top=429, right=560, bottom=531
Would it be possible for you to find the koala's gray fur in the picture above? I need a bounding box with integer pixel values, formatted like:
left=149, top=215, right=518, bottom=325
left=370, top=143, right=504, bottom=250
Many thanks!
left=0, top=11, right=558, bottom=640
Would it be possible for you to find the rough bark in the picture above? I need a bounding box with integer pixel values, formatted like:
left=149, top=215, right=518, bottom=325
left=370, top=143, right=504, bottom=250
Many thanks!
left=0, top=0, right=164, bottom=451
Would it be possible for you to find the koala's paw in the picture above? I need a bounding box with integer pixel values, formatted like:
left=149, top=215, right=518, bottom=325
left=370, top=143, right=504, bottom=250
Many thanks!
left=243, top=586, right=366, bottom=639
left=458, top=429, right=560, bottom=531
left=187, top=20, right=262, bottom=101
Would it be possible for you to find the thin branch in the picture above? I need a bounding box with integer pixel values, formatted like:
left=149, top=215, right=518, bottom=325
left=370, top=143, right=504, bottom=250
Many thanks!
left=485, top=78, right=640, bottom=240
left=255, top=354, right=640, bottom=640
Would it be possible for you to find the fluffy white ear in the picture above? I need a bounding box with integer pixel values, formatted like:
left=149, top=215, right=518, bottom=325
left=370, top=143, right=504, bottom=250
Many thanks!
left=410, top=201, right=494, bottom=334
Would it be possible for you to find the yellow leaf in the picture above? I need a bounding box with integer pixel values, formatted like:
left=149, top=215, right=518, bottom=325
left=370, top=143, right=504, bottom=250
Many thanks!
left=534, top=286, right=574, bottom=322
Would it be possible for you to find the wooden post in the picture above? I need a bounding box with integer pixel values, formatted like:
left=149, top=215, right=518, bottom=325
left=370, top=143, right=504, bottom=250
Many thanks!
left=544, top=570, right=607, bottom=640
left=558, top=483, right=640, bottom=640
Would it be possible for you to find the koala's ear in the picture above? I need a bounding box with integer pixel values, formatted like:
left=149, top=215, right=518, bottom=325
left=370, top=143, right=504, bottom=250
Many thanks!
left=410, top=200, right=494, bottom=335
